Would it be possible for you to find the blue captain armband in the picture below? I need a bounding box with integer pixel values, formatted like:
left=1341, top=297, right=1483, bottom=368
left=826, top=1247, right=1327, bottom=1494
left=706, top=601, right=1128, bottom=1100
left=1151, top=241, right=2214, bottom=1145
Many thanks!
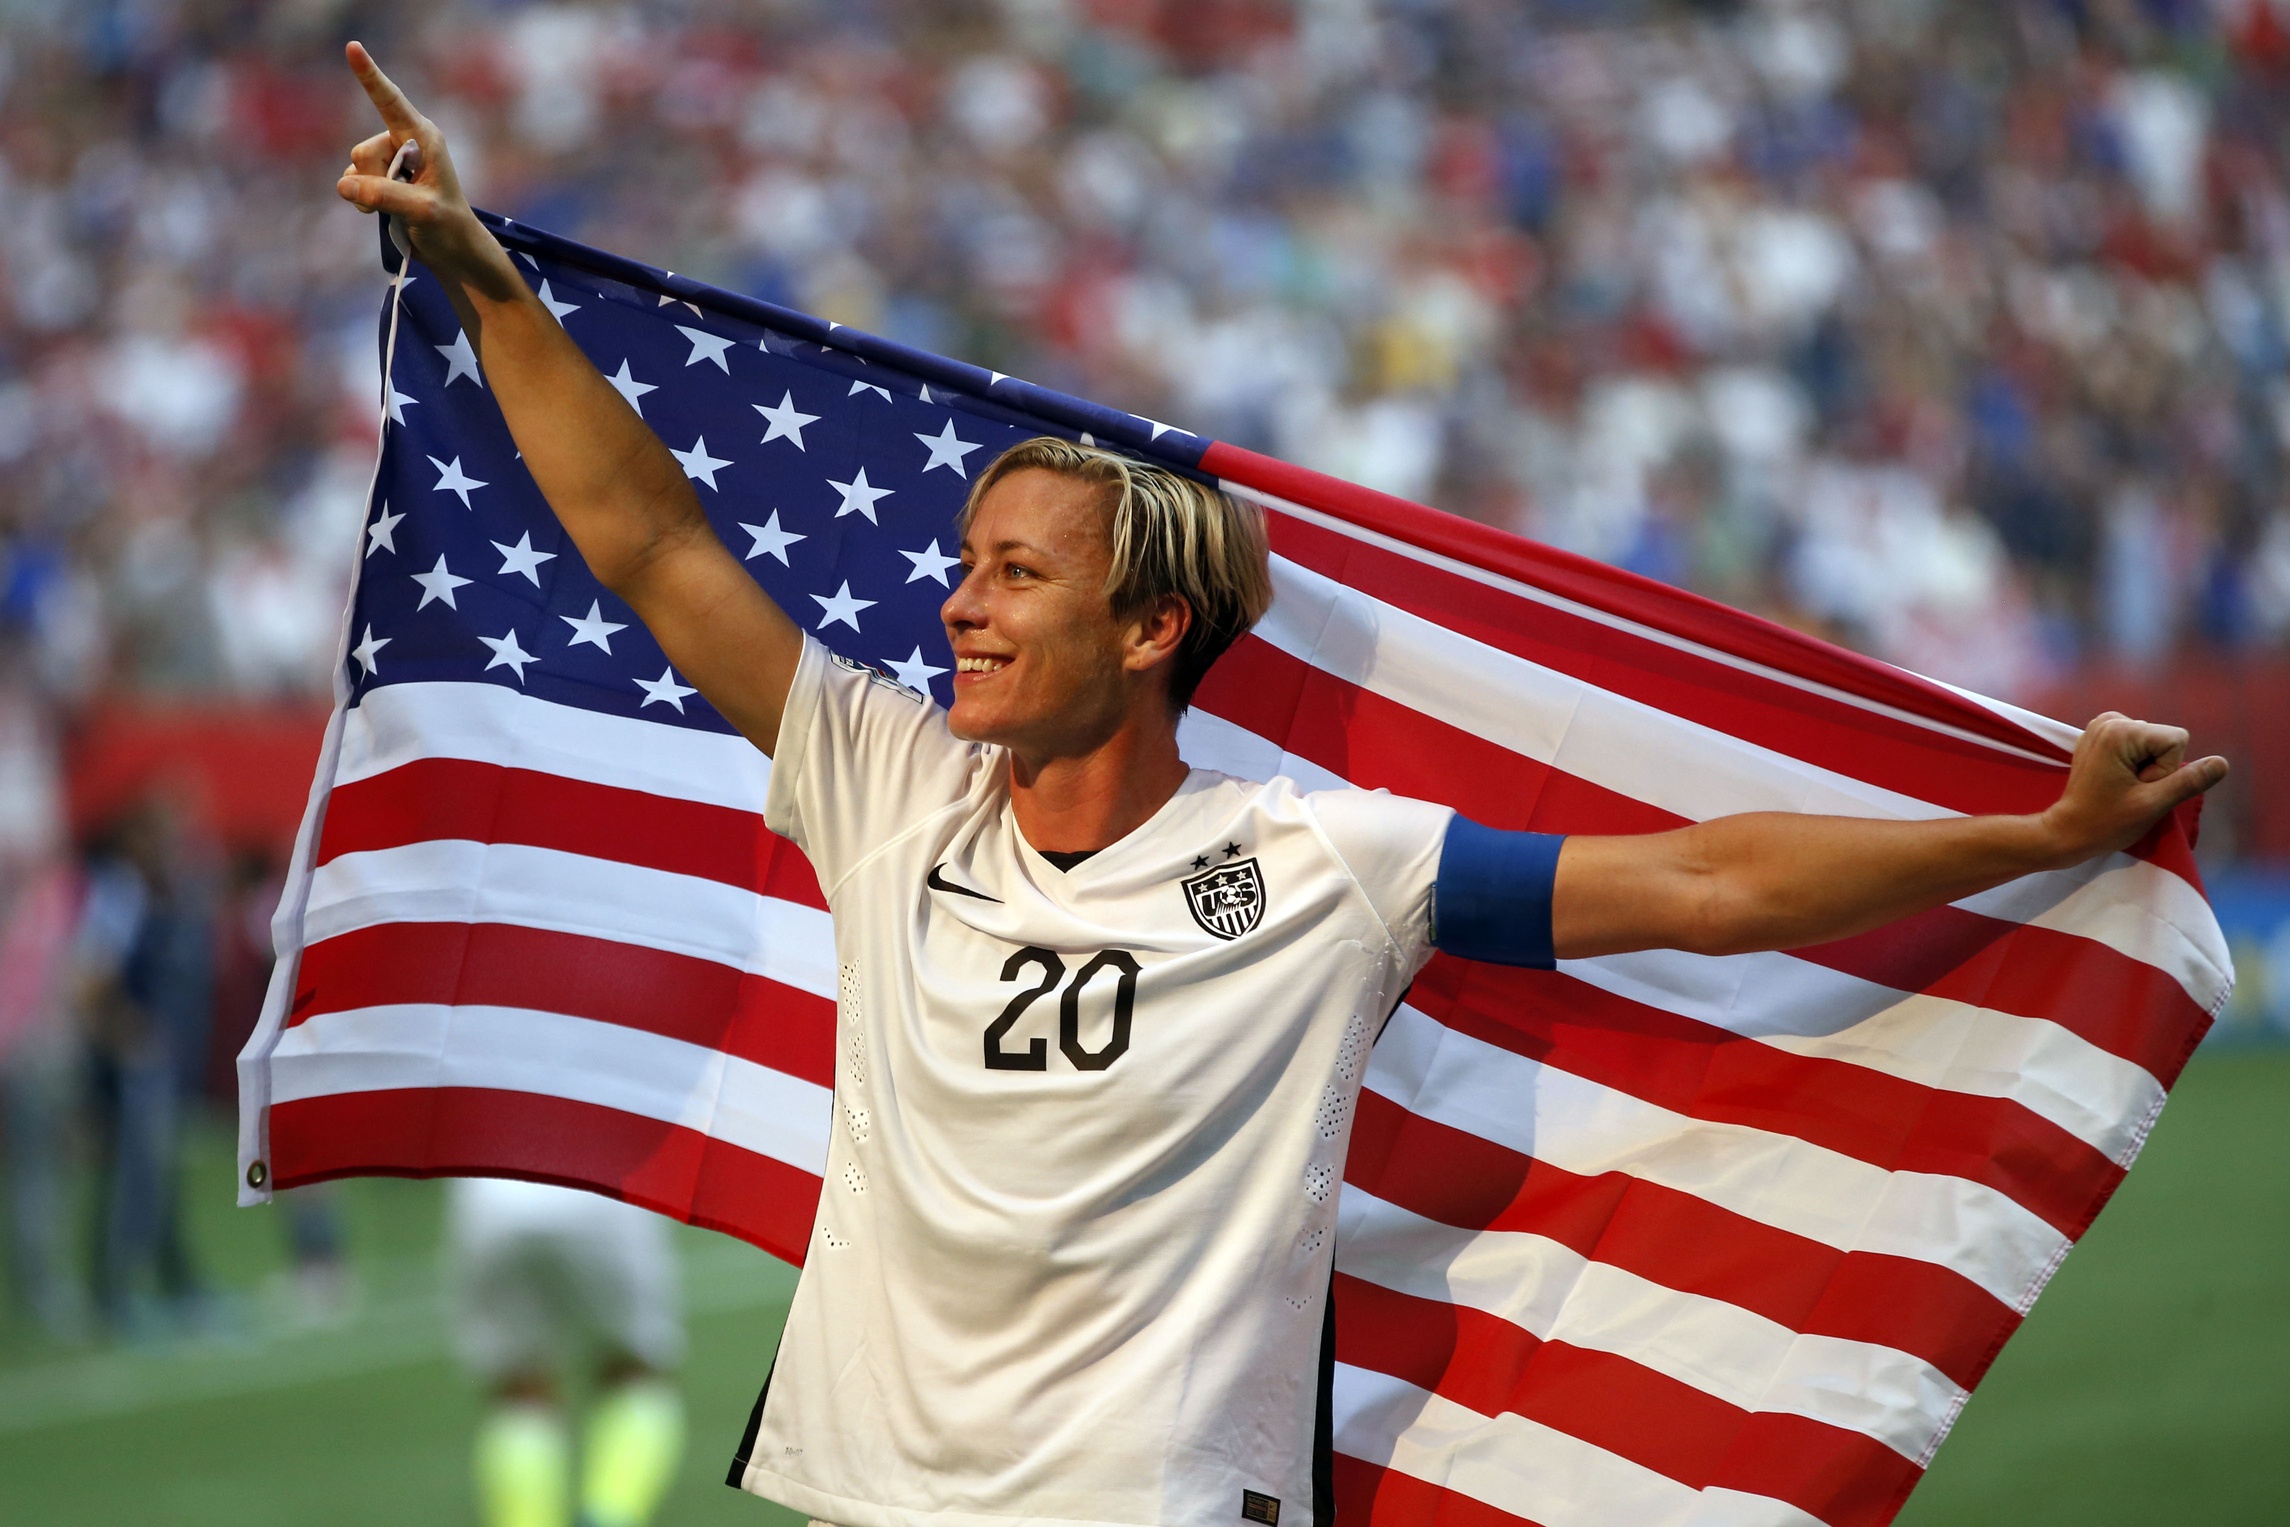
left=1431, top=817, right=1565, bottom=969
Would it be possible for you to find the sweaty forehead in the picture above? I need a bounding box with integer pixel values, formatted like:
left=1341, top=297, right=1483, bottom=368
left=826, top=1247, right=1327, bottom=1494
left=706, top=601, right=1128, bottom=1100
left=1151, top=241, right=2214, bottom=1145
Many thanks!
left=964, top=468, right=1115, bottom=558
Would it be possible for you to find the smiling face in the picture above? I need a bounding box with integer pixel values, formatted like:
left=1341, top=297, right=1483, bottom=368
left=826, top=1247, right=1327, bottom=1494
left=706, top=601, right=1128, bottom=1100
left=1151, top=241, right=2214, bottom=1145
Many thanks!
left=941, top=467, right=1187, bottom=759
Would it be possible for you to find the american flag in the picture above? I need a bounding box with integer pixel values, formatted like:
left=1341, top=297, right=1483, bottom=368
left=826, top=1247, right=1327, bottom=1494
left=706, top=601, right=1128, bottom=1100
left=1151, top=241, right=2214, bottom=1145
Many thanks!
left=237, top=213, right=2231, bottom=1527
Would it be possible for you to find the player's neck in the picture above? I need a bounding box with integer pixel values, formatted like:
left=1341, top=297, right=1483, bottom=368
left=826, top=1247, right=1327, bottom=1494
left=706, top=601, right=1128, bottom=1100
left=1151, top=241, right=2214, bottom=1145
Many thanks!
left=1007, top=713, right=1189, bottom=856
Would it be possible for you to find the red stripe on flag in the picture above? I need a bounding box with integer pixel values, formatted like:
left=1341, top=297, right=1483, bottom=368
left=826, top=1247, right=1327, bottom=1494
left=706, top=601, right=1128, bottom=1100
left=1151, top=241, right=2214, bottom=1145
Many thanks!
left=1346, top=1089, right=2018, bottom=1390
left=290, top=920, right=837, bottom=1087
left=1417, top=958, right=2122, bottom=1239
left=318, top=756, right=826, bottom=908
left=1334, top=1275, right=1925, bottom=1527
left=269, top=1087, right=820, bottom=1266
left=1710, top=1412, right=1930, bottom=1527
left=1201, top=639, right=2208, bottom=1076
left=1331, top=1453, right=1546, bottom=1527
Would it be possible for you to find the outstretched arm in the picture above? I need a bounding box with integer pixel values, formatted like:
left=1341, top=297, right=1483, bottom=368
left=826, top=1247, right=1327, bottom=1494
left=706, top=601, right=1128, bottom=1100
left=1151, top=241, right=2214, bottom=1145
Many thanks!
left=333, top=42, right=802, bottom=754
left=1550, top=713, right=2228, bottom=960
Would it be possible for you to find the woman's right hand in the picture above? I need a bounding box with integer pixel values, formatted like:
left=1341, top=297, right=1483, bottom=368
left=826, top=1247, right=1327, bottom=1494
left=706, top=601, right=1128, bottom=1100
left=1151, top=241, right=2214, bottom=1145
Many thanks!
left=335, top=41, right=511, bottom=292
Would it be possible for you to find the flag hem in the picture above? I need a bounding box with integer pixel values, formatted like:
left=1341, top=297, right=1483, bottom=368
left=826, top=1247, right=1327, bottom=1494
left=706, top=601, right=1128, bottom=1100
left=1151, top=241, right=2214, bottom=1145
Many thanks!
left=233, top=233, right=412, bottom=1206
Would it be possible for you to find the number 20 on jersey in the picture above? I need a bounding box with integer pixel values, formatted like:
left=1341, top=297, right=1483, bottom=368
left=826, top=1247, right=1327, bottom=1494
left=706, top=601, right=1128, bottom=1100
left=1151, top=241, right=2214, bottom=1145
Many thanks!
left=984, top=946, right=1139, bottom=1072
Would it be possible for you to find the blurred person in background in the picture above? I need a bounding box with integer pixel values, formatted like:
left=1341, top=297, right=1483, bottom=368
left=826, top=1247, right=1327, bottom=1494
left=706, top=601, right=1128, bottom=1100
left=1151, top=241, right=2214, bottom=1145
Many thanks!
left=208, top=844, right=358, bottom=1324
left=0, top=638, right=84, bottom=1341
left=75, top=790, right=218, bottom=1336
left=447, top=1176, right=686, bottom=1527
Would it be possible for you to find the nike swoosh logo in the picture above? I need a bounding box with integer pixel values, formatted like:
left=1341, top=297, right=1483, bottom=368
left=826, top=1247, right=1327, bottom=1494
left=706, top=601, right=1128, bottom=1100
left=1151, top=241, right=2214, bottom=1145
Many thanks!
left=927, top=864, right=1001, bottom=903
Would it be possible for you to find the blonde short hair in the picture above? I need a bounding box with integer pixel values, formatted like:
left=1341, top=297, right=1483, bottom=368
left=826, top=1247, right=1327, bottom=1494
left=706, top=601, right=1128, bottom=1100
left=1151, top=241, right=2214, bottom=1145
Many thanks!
left=960, top=437, right=1272, bottom=710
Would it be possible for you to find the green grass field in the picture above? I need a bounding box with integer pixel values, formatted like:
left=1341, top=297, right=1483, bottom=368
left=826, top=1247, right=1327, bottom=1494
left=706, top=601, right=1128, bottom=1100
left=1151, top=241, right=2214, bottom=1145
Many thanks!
left=2, top=1052, right=2284, bottom=1526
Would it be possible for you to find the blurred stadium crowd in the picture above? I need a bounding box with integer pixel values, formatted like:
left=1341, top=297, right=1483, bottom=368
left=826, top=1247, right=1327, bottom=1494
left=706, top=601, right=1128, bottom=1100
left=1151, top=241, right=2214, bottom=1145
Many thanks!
left=8, top=0, right=2290, bottom=710
left=8, top=0, right=2290, bottom=1331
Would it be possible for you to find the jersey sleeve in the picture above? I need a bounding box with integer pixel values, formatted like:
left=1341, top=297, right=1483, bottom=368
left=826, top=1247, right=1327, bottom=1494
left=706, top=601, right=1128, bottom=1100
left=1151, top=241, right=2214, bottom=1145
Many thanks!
left=1303, top=788, right=1455, bottom=971
left=1430, top=816, right=1565, bottom=969
left=764, top=635, right=982, bottom=890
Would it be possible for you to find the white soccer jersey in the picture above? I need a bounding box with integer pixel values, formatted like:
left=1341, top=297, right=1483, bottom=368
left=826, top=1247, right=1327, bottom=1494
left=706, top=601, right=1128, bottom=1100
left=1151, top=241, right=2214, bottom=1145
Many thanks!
left=731, top=637, right=1453, bottom=1527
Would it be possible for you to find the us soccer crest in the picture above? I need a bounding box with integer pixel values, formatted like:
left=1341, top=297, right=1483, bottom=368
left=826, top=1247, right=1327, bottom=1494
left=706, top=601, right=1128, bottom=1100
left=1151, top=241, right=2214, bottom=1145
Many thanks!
left=1183, top=858, right=1265, bottom=940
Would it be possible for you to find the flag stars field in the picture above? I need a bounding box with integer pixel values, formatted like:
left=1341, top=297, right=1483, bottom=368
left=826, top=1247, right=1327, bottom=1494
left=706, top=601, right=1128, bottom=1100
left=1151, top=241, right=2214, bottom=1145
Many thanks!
left=363, top=262, right=1036, bottom=729
left=358, top=259, right=1030, bottom=726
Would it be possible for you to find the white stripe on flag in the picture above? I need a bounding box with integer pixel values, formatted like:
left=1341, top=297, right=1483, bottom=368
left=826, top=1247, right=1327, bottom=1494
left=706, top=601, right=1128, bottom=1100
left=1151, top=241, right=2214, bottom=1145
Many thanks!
left=1562, top=948, right=2160, bottom=1162
left=1330, top=1363, right=1827, bottom=1527
left=337, top=680, right=775, bottom=814
left=1335, top=1188, right=1964, bottom=1461
left=1368, top=1006, right=2070, bottom=1307
left=304, top=840, right=836, bottom=997
left=271, top=1003, right=833, bottom=1174
left=1177, top=708, right=1347, bottom=793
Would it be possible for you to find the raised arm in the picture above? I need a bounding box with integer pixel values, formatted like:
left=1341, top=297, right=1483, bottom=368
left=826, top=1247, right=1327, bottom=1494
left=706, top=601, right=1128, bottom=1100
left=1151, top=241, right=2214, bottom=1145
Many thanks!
left=333, top=42, right=802, bottom=754
left=1550, top=713, right=2228, bottom=960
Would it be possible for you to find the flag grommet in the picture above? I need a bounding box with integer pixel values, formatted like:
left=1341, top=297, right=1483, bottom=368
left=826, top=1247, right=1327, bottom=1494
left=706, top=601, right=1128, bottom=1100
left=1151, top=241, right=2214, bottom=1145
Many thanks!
left=245, top=1160, right=268, bottom=1189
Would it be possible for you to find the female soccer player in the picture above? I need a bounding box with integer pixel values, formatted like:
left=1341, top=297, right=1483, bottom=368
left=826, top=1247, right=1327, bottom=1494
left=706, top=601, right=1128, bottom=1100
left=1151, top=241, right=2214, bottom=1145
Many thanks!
left=336, top=42, right=2226, bottom=1527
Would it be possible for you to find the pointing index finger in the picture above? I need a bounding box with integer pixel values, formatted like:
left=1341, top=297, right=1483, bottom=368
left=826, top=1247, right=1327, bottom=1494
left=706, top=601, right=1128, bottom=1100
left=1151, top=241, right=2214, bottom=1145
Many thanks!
left=346, top=41, right=422, bottom=136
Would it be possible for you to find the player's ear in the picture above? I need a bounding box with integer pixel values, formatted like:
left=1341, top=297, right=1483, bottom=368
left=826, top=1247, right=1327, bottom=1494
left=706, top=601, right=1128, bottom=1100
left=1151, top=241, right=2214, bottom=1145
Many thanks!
left=1123, top=593, right=1191, bottom=673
